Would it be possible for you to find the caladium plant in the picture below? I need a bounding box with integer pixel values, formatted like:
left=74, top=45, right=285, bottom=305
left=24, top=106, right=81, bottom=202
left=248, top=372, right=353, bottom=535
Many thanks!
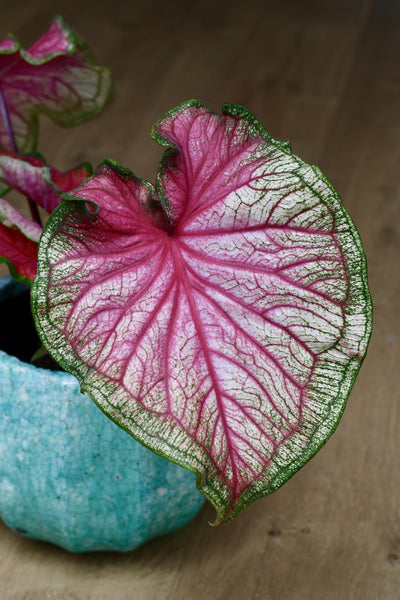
left=30, top=101, right=372, bottom=524
left=0, top=15, right=372, bottom=525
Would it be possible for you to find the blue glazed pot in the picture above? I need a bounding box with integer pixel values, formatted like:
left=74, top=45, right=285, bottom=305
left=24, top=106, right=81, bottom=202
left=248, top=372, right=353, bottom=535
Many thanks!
left=0, top=276, right=205, bottom=552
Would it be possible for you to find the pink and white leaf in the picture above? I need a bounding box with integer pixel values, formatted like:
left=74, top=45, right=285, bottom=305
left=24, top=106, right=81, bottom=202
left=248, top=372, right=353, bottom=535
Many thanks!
left=0, top=151, right=91, bottom=281
left=0, top=215, right=38, bottom=282
left=0, top=16, right=112, bottom=152
left=0, top=197, right=41, bottom=242
left=32, top=101, right=372, bottom=523
left=0, top=151, right=91, bottom=212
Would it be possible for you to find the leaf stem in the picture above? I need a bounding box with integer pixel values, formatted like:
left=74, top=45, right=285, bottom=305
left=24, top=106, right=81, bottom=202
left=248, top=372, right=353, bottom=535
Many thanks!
left=0, top=84, right=42, bottom=227
left=0, top=83, right=17, bottom=152
left=27, top=198, right=43, bottom=227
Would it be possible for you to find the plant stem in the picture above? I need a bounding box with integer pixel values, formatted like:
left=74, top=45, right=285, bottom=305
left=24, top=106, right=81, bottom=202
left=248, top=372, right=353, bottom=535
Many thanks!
left=0, top=83, right=17, bottom=152
left=0, top=84, right=42, bottom=227
left=27, top=198, right=42, bottom=227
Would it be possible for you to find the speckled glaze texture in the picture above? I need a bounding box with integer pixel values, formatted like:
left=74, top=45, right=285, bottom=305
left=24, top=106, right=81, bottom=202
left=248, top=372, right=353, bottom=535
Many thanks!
left=0, top=277, right=205, bottom=552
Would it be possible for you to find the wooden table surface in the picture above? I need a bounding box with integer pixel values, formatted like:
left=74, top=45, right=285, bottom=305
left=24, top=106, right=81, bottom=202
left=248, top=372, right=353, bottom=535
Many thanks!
left=0, top=0, right=399, bottom=598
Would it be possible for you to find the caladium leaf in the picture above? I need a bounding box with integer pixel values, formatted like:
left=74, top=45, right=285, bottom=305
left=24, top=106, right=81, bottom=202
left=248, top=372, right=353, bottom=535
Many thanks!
left=0, top=196, right=42, bottom=242
left=0, top=211, right=38, bottom=282
left=0, top=152, right=91, bottom=281
left=0, top=15, right=112, bottom=153
left=32, top=101, right=372, bottom=524
left=0, top=151, right=91, bottom=212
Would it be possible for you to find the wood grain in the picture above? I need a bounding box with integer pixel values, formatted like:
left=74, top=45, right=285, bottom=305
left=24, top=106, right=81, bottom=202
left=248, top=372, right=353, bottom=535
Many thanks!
left=0, top=0, right=398, bottom=598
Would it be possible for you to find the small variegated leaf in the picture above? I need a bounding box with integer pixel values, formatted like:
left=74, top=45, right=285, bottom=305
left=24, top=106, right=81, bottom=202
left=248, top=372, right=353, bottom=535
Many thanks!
left=0, top=151, right=91, bottom=212
left=0, top=214, right=38, bottom=282
left=0, top=16, right=112, bottom=152
left=0, top=152, right=91, bottom=281
left=0, top=197, right=41, bottom=242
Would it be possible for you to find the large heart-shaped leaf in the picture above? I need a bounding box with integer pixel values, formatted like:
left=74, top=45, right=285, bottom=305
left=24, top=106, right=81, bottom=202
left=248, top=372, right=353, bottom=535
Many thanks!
left=0, top=15, right=112, bottom=153
left=32, top=101, right=372, bottom=523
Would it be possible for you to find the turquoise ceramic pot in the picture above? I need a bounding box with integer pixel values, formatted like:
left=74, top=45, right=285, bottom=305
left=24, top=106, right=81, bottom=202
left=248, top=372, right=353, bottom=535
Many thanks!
left=0, top=277, right=205, bottom=552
